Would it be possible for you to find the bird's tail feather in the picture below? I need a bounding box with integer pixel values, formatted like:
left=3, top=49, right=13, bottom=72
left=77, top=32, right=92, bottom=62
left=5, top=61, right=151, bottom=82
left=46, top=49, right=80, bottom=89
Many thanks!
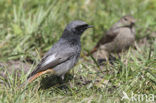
left=86, top=47, right=97, bottom=56
left=20, top=69, right=54, bottom=88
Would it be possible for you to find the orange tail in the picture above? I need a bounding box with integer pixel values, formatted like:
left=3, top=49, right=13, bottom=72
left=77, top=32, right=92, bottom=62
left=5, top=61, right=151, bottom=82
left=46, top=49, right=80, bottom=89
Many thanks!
left=86, top=47, right=97, bottom=56
left=21, top=69, right=54, bottom=88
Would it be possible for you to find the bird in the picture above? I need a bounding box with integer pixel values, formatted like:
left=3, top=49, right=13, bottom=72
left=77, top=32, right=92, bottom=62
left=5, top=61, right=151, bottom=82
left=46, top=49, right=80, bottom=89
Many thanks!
left=89, top=15, right=136, bottom=61
left=24, top=20, right=93, bottom=86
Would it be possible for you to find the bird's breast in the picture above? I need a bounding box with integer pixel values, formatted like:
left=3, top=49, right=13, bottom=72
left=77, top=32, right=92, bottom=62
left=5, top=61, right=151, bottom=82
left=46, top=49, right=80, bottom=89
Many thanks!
left=105, top=27, right=135, bottom=52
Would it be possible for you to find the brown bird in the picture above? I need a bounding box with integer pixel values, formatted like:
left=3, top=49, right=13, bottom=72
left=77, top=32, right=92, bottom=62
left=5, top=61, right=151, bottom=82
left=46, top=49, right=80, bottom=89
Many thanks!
left=90, top=15, right=136, bottom=61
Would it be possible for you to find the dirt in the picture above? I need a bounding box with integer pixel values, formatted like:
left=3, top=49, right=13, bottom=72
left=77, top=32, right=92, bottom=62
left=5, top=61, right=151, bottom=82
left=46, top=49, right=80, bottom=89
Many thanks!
left=0, top=60, right=31, bottom=86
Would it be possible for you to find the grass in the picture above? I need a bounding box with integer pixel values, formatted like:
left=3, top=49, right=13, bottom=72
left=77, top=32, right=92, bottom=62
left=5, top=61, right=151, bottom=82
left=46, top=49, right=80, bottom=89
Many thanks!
left=0, top=0, right=156, bottom=102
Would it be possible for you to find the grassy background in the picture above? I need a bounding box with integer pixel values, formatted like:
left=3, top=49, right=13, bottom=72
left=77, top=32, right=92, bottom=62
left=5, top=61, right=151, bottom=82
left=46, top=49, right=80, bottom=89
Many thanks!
left=0, top=0, right=156, bottom=102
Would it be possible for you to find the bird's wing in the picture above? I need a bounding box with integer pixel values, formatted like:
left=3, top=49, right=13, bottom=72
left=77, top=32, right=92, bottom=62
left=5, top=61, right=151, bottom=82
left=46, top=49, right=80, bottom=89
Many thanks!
left=96, top=28, right=119, bottom=48
left=26, top=50, right=75, bottom=84
left=89, top=28, right=119, bottom=54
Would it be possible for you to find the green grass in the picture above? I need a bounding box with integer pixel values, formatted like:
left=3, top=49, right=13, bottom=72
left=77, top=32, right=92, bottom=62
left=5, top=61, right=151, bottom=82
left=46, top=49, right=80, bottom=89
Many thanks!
left=0, top=0, right=156, bottom=102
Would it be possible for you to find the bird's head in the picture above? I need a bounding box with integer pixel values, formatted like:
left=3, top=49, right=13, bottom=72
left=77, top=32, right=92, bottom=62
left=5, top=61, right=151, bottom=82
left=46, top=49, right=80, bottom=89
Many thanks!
left=118, top=15, right=136, bottom=27
left=63, top=20, right=93, bottom=37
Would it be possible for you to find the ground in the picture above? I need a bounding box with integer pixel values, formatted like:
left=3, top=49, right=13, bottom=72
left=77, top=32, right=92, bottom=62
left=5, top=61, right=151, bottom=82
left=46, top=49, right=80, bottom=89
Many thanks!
left=0, top=0, right=156, bottom=103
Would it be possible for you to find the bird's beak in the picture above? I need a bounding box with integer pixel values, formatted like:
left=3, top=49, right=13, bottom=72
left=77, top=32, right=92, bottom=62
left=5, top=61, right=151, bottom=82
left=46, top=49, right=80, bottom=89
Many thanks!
left=131, top=19, right=136, bottom=25
left=87, top=25, right=94, bottom=28
left=131, top=22, right=135, bottom=26
left=131, top=20, right=135, bottom=26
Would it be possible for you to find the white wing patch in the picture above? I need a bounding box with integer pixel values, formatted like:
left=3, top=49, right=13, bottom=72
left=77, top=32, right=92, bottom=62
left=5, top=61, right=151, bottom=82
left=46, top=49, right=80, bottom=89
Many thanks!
left=42, top=54, right=56, bottom=66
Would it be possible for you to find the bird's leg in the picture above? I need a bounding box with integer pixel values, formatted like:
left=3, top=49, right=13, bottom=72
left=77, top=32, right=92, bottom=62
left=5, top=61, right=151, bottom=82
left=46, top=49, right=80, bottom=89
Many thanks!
left=117, top=53, right=121, bottom=59
left=56, top=75, right=65, bottom=85
left=97, top=46, right=109, bottom=64
left=61, top=75, right=65, bottom=80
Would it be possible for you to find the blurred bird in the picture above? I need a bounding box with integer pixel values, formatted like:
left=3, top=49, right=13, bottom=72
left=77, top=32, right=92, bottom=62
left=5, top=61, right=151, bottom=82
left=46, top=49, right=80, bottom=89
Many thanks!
left=23, top=20, right=93, bottom=86
left=89, top=15, right=136, bottom=61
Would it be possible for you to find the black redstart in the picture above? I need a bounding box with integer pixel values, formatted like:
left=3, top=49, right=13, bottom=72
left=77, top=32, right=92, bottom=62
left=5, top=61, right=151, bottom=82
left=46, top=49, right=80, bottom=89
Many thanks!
left=90, top=15, right=136, bottom=60
left=25, top=20, right=93, bottom=85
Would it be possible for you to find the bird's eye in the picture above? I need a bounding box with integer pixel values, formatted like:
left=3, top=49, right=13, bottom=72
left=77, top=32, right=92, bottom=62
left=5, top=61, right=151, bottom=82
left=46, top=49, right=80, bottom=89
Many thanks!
left=75, top=26, right=81, bottom=31
left=75, top=24, right=88, bottom=30
left=124, top=18, right=128, bottom=21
